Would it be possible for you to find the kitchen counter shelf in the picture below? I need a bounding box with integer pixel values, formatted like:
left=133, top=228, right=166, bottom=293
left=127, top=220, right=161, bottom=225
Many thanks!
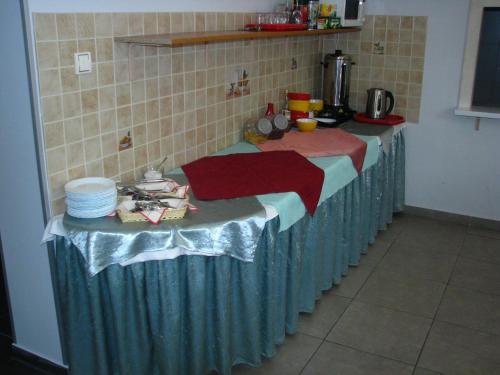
left=114, top=27, right=360, bottom=47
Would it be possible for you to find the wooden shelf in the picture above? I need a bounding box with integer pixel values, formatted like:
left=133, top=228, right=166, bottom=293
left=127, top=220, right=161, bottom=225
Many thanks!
left=114, top=28, right=360, bottom=47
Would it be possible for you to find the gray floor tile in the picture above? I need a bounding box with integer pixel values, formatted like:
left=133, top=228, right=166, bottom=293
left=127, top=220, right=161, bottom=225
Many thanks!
left=450, top=257, right=500, bottom=296
left=460, top=234, right=500, bottom=264
left=376, top=244, right=456, bottom=284
left=298, top=293, right=351, bottom=339
left=468, top=227, right=500, bottom=241
left=327, top=301, right=432, bottom=364
left=361, top=239, right=392, bottom=266
left=418, top=321, right=500, bottom=375
left=375, top=214, right=408, bottom=241
left=413, top=367, right=444, bottom=375
left=436, top=286, right=500, bottom=336
left=332, top=265, right=374, bottom=298
left=356, top=271, right=446, bottom=318
left=301, top=342, right=413, bottom=375
left=395, top=217, right=465, bottom=255
left=232, top=333, right=321, bottom=375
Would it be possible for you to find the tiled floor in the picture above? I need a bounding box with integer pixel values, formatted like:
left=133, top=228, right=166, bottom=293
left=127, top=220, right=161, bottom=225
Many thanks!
left=233, top=213, right=500, bottom=375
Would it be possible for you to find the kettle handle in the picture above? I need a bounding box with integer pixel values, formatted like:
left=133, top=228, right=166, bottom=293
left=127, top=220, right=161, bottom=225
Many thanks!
left=386, top=91, right=395, bottom=115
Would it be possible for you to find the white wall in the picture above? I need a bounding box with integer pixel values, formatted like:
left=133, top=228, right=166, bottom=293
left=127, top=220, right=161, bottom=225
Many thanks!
left=1, top=0, right=63, bottom=366
left=8, top=0, right=278, bottom=367
left=367, top=0, right=500, bottom=221
left=28, top=0, right=276, bottom=13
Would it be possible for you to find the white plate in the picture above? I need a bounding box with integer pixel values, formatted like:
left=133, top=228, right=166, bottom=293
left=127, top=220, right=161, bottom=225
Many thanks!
left=313, top=117, right=337, bottom=124
left=65, top=177, right=116, bottom=195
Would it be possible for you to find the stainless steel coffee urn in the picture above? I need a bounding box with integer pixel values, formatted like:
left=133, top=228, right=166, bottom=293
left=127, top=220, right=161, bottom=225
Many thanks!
left=322, top=50, right=354, bottom=109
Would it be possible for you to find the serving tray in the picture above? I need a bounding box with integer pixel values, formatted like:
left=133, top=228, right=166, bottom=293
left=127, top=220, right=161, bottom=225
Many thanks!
left=354, top=113, right=406, bottom=126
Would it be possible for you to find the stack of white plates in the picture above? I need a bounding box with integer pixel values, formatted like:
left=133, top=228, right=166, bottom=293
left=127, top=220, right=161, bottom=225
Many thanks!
left=64, top=177, right=117, bottom=218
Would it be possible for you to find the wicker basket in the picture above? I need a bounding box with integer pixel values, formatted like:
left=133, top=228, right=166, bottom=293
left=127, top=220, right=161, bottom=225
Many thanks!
left=116, top=195, right=188, bottom=223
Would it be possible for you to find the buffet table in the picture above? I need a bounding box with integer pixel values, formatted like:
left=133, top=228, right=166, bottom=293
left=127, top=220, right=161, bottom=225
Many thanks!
left=51, top=124, right=405, bottom=375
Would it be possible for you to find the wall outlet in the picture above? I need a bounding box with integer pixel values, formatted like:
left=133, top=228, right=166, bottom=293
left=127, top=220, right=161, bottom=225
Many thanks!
left=74, top=52, right=92, bottom=74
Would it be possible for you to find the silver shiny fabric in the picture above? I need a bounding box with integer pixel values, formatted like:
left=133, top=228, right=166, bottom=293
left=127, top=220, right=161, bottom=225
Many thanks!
left=63, top=177, right=267, bottom=276
left=341, top=121, right=396, bottom=154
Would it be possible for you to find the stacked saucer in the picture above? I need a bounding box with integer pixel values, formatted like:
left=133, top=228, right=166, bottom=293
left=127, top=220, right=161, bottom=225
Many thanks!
left=65, top=177, right=117, bottom=218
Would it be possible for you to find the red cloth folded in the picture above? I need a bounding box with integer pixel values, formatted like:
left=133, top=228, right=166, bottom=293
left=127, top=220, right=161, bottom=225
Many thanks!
left=256, top=128, right=367, bottom=173
left=181, top=151, right=325, bottom=215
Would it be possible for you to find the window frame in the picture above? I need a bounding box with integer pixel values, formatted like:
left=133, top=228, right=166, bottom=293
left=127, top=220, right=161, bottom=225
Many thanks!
left=456, top=0, right=500, bottom=119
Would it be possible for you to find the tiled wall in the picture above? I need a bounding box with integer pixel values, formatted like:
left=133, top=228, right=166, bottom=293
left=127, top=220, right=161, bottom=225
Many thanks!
left=34, top=12, right=322, bottom=214
left=323, top=15, right=427, bottom=122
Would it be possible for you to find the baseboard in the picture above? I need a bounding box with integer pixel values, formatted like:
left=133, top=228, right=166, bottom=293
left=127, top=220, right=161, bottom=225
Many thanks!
left=404, top=205, right=500, bottom=230
left=11, top=345, right=68, bottom=374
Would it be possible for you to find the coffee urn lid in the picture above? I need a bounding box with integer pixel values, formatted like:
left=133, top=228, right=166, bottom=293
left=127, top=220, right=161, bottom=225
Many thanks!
left=325, top=49, right=352, bottom=62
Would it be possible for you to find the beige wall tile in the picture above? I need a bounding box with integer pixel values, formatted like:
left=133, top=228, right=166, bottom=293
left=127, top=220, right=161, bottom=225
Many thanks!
left=98, top=62, right=115, bottom=86
left=82, top=113, right=99, bottom=138
left=134, top=145, right=148, bottom=167
left=95, top=13, right=112, bottom=37
left=60, top=67, right=80, bottom=92
left=195, top=14, right=205, bottom=32
left=133, top=124, right=146, bottom=146
left=146, top=99, right=159, bottom=121
left=116, top=83, right=131, bottom=107
left=103, top=155, right=119, bottom=177
left=400, top=16, right=413, bottom=30
left=128, top=13, right=144, bottom=35
left=44, top=121, right=64, bottom=149
left=78, top=39, right=96, bottom=59
left=144, top=13, right=158, bottom=35
left=80, top=68, right=98, bottom=90
left=86, top=159, right=104, bottom=177
left=96, top=38, right=114, bottom=62
left=84, top=136, right=102, bottom=162
left=414, top=17, right=427, bottom=32
left=66, top=141, right=84, bottom=168
left=39, top=69, right=61, bottom=96
left=112, top=13, right=129, bottom=36
left=63, top=92, right=82, bottom=118
left=100, top=110, right=117, bottom=133
left=76, top=14, right=95, bottom=38
left=64, top=117, right=83, bottom=143
left=182, top=13, right=195, bottom=32
left=117, top=106, right=132, bottom=129
left=99, top=86, right=116, bottom=110
left=101, top=132, right=118, bottom=156
left=37, top=42, right=59, bottom=69
left=171, top=13, right=183, bottom=33
left=42, top=95, right=63, bottom=123
left=81, top=89, right=99, bottom=115
left=35, top=13, right=57, bottom=41
left=49, top=171, right=68, bottom=199
left=119, top=148, right=134, bottom=171
left=133, top=102, right=146, bottom=125
left=58, top=40, right=78, bottom=67
left=56, top=14, right=76, bottom=40
left=158, top=13, right=170, bottom=34
left=47, top=146, right=67, bottom=174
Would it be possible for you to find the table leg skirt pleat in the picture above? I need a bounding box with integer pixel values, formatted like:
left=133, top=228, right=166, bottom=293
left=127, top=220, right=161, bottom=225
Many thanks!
left=54, top=132, right=405, bottom=375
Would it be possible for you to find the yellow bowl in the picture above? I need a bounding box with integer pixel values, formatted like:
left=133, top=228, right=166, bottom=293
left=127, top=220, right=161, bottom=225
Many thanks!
left=288, top=99, right=310, bottom=112
left=297, top=118, right=318, bottom=132
left=309, top=99, right=324, bottom=112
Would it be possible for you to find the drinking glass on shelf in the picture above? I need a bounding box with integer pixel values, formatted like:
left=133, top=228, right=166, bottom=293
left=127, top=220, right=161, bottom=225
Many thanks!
left=257, top=13, right=266, bottom=30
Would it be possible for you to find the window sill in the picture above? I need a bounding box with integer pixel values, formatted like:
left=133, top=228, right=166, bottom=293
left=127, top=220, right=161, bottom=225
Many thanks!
left=454, top=106, right=500, bottom=120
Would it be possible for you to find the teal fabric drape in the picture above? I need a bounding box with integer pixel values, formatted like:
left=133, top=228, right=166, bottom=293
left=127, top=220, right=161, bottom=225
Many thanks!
left=54, top=132, right=405, bottom=375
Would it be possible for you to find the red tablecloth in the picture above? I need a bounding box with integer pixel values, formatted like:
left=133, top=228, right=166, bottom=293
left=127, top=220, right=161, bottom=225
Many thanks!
left=182, top=151, right=324, bottom=215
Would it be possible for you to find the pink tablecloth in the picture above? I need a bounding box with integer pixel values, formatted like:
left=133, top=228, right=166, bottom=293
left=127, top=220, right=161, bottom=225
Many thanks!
left=256, top=128, right=367, bottom=173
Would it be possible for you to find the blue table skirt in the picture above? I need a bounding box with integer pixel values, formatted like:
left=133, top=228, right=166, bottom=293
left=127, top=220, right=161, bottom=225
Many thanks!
left=53, top=132, right=405, bottom=375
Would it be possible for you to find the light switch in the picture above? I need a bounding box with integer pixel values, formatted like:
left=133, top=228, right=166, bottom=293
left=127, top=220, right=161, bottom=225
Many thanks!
left=74, top=52, right=92, bottom=74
